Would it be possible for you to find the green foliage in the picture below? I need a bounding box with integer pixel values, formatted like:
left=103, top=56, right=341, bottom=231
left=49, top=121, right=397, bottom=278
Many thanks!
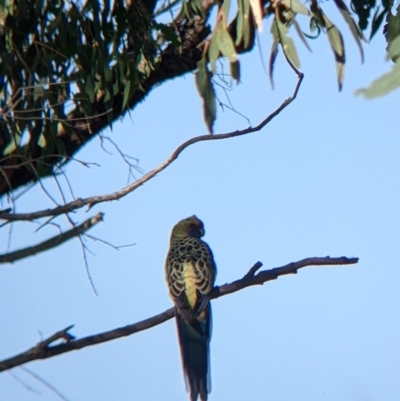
left=0, top=0, right=165, bottom=164
left=0, top=0, right=396, bottom=195
left=356, top=36, right=400, bottom=98
left=195, top=56, right=216, bottom=133
left=356, top=5, right=400, bottom=98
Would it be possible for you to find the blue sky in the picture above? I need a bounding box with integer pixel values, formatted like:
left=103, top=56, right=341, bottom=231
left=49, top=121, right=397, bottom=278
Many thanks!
left=1, top=3, right=400, bottom=401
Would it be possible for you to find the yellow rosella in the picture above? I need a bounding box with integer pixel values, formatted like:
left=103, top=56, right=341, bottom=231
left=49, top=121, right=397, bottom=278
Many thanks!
left=165, top=215, right=217, bottom=401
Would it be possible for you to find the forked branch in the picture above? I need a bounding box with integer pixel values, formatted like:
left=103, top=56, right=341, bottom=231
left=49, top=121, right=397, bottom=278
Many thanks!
left=0, top=213, right=103, bottom=263
left=0, top=255, right=357, bottom=371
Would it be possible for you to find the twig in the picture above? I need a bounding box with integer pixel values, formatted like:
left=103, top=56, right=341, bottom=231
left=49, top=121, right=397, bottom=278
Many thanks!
left=0, top=73, right=304, bottom=222
left=84, top=233, right=136, bottom=250
left=36, top=325, right=76, bottom=348
left=8, top=370, right=41, bottom=394
left=243, top=261, right=263, bottom=278
left=19, top=367, right=71, bottom=401
left=77, top=234, right=98, bottom=295
left=0, top=213, right=104, bottom=263
left=0, top=255, right=358, bottom=371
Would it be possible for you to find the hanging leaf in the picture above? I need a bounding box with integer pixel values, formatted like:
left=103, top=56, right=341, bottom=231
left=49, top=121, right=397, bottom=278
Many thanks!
left=243, top=0, right=252, bottom=49
left=384, top=5, right=400, bottom=45
left=230, top=60, right=240, bottom=83
left=195, top=58, right=216, bottom=133
left=269, top=19, right=280, bottom=88
left=275, top=17, right=300, bottom=69
left=209, top=32, right=220, bottom=73
left=293, top=19, right=312, bottom=52
left=220, top=0, right=231, bottom=25
left=280, top=0, right=310, bottom=16
left=333, top=0, right=364, bottom=63
left=311, top=1, right=345, bottom=90
left=355, top=62, right=400, bottom=98
left=326, top=21, right=345, bottom=90
left=122, top=79, right=131, bottom=112
left=269, top=40, right=279, bottom=89
left=236, top=0, right=244, bottom=46
left=370, top=8, right=387, bottom=41
left=217, top=24, right=237, bottom=63
left=387, top=35, right=400, bottom=61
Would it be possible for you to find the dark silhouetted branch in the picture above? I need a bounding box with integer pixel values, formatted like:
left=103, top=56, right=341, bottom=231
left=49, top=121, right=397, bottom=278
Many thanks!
left=0, top=255, right=357, bottom=371
left=0, top=213, right=103, bottom=264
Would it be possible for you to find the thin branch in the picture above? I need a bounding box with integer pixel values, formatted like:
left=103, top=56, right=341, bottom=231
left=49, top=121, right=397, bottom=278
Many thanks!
left=0, top=255, right=358, bottom=371
left=0, top=213, right=103, bottom=264
left=99, top=135, right=144, bottom=183
left=84, top=233, right=136, bottom=250
left=0, top=73, right=304, bottom=222
left=77, top=234, right=98, bottom=296
left=19, top=367, right=71, bottom=401
left=8, top=370, right=41, bottom=394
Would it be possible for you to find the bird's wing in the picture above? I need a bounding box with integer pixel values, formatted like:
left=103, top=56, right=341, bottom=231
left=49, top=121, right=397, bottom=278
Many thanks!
left=166, top=240, right=216, bottom=321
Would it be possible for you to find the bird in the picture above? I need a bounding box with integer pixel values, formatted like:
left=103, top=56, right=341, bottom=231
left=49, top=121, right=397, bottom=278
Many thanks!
left=165, top=215, right=217, bottom=401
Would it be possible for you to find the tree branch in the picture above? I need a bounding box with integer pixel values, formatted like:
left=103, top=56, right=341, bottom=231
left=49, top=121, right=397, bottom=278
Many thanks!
left=0, top=0, right=251, bottom=195
left=0, top=213, right=103, bottom=264
left=0, top=73, right=304, bottom=222
left=0, top=255, right=358, bottom=371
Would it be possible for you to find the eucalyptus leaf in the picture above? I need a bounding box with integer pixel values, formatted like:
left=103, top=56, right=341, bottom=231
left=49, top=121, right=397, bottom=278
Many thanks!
left=217, top=25, right=237, bottom=63
left=236, top=0, right=244, bottom=46
left=385, top=5, right=400, bottom=45
left=195, top=58, right=216, bottom=133
left=333, top=0, right=364, bottom=63
left=243, top=0, right=251, bottom=49
left=355, top=62, right=400, bottom=98
left=220, top=0, right=231, bottom=25
left=122, top=79, right=131, bottom=111
left=230, top=60, right=240, bottom=83
left=387, top=35, right=400, bottom=61
left=293, top=19, right=311, bottom=52
left=280, top=0, right=310, bottom=16
left=275, top=17, right=300, bottom=69
left=209, top=32, right=220, bottom=73
left=269, top=39, right=279, bottom=89
left=370, top=8, right=387, bottom=41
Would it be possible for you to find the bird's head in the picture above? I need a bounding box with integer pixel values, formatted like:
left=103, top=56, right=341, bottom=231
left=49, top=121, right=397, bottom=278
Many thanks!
left=171, top=215, right=205, bottom=239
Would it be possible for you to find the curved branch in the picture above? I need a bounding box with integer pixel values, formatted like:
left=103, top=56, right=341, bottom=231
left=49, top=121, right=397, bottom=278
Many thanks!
left=0, top=255, right=357, bottom=371
left=0, top=73, right=304, bottom=222
left=0, top=213, right=103, bottom=264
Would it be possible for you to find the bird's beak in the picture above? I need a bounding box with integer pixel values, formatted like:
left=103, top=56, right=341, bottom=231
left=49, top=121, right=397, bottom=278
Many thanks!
left=199, top=228, right=205, bottom=237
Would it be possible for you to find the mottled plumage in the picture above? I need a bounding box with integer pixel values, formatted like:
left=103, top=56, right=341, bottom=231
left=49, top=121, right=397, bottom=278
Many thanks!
left=165, top=216, right=217, bottom=401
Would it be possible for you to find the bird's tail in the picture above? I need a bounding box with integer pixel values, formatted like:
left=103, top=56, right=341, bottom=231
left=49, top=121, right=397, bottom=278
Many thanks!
left=175, top=305, right=212, bottom=401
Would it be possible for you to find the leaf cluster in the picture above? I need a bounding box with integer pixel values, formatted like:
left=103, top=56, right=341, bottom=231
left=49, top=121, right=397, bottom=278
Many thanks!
left=0, top=0, right=162, bottom=188
left=356, top=4, right=400, bottom=98
left=196, top=0, right=369, bottom=132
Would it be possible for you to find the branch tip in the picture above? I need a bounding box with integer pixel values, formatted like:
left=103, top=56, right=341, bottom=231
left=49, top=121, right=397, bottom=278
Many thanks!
left=244, top=261, right=263, bottom=278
